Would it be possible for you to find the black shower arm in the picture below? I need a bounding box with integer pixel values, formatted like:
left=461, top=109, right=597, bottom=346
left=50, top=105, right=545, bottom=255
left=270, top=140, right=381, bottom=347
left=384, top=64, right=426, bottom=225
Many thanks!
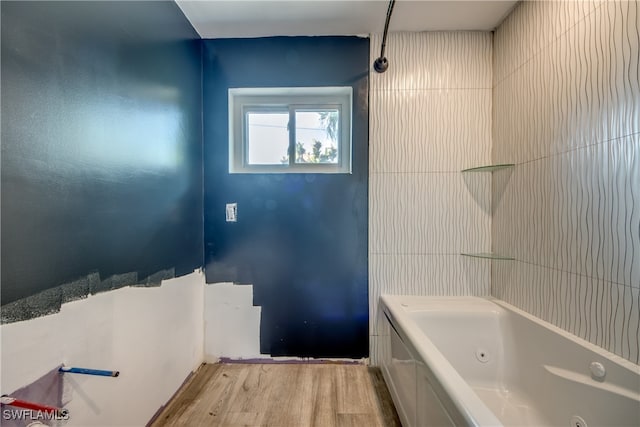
left=379, top=0, right=396, bottom=60
left=373, top=0, right=396, bottom=73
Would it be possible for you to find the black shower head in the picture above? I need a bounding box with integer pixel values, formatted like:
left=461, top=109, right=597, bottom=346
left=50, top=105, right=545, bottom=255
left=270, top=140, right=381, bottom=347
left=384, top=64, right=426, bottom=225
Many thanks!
left=373, top=57, right=389, bottom=73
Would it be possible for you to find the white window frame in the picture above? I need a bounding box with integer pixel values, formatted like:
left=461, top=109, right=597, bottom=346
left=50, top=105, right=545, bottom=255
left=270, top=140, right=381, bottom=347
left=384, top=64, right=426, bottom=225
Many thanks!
left=229, top=87, right=352, bottom=174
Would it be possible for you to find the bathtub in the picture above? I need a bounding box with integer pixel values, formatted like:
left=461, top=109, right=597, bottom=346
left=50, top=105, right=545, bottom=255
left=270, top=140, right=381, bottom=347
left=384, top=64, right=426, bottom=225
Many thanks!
left=380, top=295, right=640, bottom=427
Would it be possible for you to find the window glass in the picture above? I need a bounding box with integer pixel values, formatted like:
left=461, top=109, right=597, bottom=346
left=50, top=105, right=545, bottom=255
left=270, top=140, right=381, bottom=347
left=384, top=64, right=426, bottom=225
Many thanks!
left=294, top=110, right=339, bottom=165
left=229, top=87, right=352, bottom=174
left=246, top=111, right=289, bottom=165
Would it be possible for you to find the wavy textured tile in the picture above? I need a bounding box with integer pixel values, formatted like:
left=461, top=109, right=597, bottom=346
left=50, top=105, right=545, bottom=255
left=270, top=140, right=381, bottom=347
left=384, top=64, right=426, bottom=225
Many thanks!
left=369, top=31, right=493, bottom=362
left=370, top=32, right=492, bottom=91
left=494, top=0, right=604, bottom=85
left=370, top=89, right=491, bottom=173
left=370, top=254, right=491, bottom=335
left=369, top=335, right=391, bottom=367
left=492, top=261, right=639, bottom=364
left=493, top=0, right=640, bottom=365
left=493, top=0, right=640, bottom=165
left=494, top=136, right=639, bottom=288
left=370, top=173, right=491, bottom=254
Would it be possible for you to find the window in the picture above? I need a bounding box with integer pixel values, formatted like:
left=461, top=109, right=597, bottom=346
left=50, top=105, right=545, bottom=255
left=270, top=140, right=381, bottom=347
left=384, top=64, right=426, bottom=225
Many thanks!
left=229, top=87, right=352, bottom=173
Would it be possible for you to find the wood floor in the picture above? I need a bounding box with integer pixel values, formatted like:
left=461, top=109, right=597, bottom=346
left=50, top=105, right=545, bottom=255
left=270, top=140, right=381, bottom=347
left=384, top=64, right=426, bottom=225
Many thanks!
left=151, top=363, right=401, bottom=427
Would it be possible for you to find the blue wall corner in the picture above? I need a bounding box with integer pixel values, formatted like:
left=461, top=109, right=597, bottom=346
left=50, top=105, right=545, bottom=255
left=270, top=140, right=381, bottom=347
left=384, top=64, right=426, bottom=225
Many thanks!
left=2, top=2, right=370, bottom=359
left=1, top=1, right=203, bottom=308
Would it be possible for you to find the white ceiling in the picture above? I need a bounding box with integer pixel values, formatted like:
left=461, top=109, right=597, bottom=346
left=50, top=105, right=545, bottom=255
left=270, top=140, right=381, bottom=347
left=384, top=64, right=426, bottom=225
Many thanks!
left=176, top=0, right=519, bottom=39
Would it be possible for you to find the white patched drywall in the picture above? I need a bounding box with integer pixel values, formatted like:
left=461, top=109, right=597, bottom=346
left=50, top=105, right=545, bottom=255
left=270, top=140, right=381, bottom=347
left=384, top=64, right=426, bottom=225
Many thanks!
left=204, top=283, right=262, bottom=361
left=0, top=270, right=205, bottom=426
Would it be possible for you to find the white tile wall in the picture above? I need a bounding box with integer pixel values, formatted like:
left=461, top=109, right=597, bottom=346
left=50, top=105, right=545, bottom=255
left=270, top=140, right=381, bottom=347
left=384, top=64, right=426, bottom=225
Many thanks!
left=493, top=0, right=640, bottom=364
left=493, top=0, right=604, bottom=86
left=369, top=32, right=493, bottom=365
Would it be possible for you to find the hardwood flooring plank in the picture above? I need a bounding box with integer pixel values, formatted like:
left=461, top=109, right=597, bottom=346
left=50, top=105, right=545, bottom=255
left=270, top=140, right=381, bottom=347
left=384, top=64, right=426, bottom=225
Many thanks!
left=336, top=413, right=380, bottom=427
left=176, top=364, right=244, bottom=425
left=368, top=367, right=402, bottom=427
left=221, top=410, right=261, bottom=426
left=151, top=363, right=400, bottom=427
left=221, top=364, right=274, bottom=426
left=203, top=365, right=250, bottom=424
left=334, top=365, right=377, bottom=414
left=262, top=365, right=315, bottom=426
left=310, top=366, right=337, bottom=427
left=151, top=364, right=220, bottom=426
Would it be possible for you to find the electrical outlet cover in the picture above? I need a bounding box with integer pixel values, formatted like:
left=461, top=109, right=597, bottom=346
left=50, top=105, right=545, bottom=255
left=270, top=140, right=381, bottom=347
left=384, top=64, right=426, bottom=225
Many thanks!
left=226, top=203, right=237, bottom=222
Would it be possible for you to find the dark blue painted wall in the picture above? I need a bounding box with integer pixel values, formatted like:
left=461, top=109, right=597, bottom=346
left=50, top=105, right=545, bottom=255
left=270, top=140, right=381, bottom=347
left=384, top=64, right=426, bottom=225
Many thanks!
left=203, top=37, right=369, bottom=358
left=1, top=1, right=203, bottom=306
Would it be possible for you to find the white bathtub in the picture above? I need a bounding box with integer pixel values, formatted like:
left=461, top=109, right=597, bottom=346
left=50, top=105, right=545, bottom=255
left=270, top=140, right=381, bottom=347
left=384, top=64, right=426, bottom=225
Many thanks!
left=380, top=295, right=640, bottom=427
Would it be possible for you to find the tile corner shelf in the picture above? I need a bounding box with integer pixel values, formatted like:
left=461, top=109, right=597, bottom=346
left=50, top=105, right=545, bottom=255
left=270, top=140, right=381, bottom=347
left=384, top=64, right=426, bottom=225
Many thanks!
left=461, top=252, right=515, bottom=261
left=461, top=163, right=515, bottom=173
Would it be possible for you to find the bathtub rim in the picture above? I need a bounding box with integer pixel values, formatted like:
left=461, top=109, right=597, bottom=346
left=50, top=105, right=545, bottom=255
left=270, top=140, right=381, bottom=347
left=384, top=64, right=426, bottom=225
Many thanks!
left=381, top=295, right=503, bottom=427
left=380, top=294, right=640, bottom=427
